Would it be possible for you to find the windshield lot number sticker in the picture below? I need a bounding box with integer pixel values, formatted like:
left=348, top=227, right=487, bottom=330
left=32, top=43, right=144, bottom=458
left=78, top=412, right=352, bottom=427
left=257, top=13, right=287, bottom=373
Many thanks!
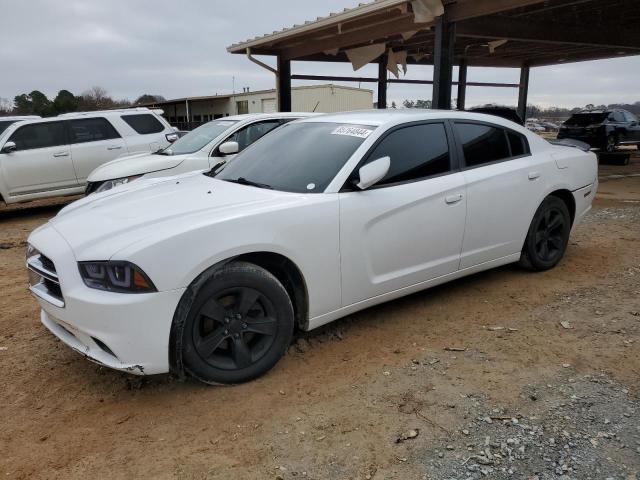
left=331, top=126, right=373, bottom=138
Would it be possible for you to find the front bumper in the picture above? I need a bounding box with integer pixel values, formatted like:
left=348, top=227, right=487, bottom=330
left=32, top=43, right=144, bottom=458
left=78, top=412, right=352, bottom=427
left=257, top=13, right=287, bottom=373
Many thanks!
left=28, top=224, right=186, bottom=375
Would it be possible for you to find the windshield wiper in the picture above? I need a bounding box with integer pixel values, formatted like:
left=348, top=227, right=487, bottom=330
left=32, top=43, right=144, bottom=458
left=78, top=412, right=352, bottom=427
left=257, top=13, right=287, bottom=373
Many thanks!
left=225, top=177, right=273, bottom=189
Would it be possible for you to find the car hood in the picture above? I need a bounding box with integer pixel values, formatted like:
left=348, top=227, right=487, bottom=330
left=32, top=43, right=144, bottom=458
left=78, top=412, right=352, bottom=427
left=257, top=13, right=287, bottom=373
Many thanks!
left=87, top=152, right=190, bottom=182
left=49, top=172, right=300, bottom=260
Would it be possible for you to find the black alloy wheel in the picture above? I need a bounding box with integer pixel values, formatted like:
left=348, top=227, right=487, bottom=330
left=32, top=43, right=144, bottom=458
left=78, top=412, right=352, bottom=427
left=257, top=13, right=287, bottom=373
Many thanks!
left=178, top=261, right=294, bottom=384
left=605, top=134, right=617, bottom=153
left=520, top=196, right=571, bottom=271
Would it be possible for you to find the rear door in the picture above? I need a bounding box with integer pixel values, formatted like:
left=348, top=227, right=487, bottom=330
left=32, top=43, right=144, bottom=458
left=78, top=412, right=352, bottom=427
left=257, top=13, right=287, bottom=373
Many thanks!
left=453, top=122, right=539, bottom=268
left=622, top=111, right=640, bottom=143
left=67, top=117, right=126, bottom=184
left=339, top=122, right=467, bottom=305
left=1, top=121, right=77, bottom=196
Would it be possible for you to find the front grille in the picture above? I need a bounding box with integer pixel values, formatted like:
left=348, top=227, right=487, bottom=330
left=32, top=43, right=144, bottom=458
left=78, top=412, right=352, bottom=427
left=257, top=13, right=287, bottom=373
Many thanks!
left=27, top=253, right=65, bottom=307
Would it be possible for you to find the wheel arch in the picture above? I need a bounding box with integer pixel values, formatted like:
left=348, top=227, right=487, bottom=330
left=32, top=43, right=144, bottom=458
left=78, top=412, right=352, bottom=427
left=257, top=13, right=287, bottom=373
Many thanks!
left=548, top=188, right=576, bottom=226
left=168, top=251, right=309, bottom=376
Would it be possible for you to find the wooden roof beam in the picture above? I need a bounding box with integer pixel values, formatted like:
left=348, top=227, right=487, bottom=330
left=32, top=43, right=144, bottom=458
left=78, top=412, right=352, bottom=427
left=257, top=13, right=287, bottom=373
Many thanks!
left=280, top=15, right=432, bottom=61
left=446, top=0, right=547, bottom=22
left=457, top=15, right=640, bottom=50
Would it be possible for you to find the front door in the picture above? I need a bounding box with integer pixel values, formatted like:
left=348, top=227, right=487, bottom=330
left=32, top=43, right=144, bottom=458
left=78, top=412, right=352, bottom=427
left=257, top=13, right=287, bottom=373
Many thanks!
left=1, top=121, right=77, bottom=197
left=339, top=122, right=466, bottom=306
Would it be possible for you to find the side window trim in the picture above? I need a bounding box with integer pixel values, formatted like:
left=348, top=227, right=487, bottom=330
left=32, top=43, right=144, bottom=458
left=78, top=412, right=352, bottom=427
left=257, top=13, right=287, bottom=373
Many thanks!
left=451, top=120, right=531, bottom=171
left=341, top=119, right=458, bottom=191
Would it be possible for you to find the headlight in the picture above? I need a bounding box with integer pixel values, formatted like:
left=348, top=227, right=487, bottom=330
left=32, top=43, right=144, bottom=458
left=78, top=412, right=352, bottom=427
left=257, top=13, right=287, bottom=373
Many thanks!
left=26, top=243, right=39, bottom=262
left=78, top=261, right=157, bottom=293
left=94, top=175, right=142, bottom=194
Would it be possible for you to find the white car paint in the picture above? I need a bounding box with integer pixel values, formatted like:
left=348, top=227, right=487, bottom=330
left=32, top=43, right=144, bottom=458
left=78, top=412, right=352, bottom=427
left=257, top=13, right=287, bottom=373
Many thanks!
left=26, top=110, right=597, bottom=376
left=85, top=112, right=314, bottom=193
left=0, top=108, right=175, bottom=204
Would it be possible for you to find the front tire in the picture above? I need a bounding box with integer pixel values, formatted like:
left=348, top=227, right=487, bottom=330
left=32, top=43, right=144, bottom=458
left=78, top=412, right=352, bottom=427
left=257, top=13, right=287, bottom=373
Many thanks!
left=519, top=196, right=571, bottom=271
left=176, top=261, right=294, bottom=385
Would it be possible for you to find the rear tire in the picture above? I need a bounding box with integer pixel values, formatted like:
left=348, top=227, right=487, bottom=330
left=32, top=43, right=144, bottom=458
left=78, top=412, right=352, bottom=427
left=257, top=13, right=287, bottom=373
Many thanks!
left=605, top=134, right=617, bottom=153
left=519, top=196, right=571, bottom=271
left=175, top=261, right=294, bottom=385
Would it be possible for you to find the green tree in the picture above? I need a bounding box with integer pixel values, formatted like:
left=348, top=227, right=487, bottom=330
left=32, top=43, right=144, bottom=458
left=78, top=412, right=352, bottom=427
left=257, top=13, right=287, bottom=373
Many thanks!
left=52, top=90, right=79, bottom=114
left=134, top=94, right=166, bottom=105
left=13, top=93, right=33, bottom=114
left=29, top=90, right=52, bottom=116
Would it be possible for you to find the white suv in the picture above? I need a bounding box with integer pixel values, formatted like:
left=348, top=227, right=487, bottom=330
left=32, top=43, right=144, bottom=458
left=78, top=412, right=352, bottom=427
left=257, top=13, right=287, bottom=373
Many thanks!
left=0, top=108, right=176, bottom=205
left=85, top=113, right=313, bottom=194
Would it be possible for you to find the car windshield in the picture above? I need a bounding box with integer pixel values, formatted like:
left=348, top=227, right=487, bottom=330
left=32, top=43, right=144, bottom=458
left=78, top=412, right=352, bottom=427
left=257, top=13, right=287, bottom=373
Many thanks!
left=214, top=122, right=375, bottom=193
left=564, top=113, right=608, bottom=126
left=160, top=120, right=238, bottom=155
left=0, top=120, right=18, bottom=136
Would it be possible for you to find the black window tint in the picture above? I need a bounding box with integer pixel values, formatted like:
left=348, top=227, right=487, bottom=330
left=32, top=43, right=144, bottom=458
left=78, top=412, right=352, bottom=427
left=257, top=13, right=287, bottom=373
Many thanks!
left=9, top=122, right=66, bottom=151
left=121, top=114, right=164, bottom=134
left=226, top=120, right=281, bottom=151
left=363, top=123, right=450, bottom=185
left=507, top=131, right=527, bottom=157
left=609, top=112, right=625, bottom=122
left=455, top=123, right=510, bottom=167
left=68, top=117, right=120, bottom=143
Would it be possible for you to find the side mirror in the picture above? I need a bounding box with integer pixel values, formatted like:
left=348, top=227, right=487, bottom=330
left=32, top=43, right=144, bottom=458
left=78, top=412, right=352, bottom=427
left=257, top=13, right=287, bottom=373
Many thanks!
left=356, top=156, right=390, bottom=190
left=218, top=141, right=239, bottom=156
left=1, top=141, right=16, bottom=154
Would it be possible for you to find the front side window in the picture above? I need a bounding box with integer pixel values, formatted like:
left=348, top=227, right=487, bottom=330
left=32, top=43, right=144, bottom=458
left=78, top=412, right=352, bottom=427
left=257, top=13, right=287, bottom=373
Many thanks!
left=161, top=120, right=238, bottom=156
left=8, top=122, right=66, bottom=151
left=623, top=111, right=638, bottom=123
left=454, top=123, right=510, bottom=168
left=215, top=122, right=374, bottom=193
left=68, top=117, right=121, bottom=144
left=224, top=120, right=282, bottom=152
left=0, top=120, right=19, bottom=136
left=360, top=123, right=450, bottom=186
left=121, top=114, right=164, bottom=134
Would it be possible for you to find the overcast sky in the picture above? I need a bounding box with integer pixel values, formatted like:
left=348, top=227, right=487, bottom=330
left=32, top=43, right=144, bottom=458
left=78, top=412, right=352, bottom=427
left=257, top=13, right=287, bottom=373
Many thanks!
left=2, top=0, right=639, bottom=109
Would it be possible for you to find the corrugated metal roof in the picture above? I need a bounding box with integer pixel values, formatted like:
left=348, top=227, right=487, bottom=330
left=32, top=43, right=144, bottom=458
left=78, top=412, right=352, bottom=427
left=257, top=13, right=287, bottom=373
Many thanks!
left=227, top=0, right=410, bottom=53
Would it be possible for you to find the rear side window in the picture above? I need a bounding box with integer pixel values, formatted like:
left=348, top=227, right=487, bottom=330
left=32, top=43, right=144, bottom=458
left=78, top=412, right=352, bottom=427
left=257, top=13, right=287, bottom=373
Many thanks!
left=362, top=123, right=450, bottom=186
left=68, top=117, right=120, bottom=144
left=9, top=122, right=67, bottom=151
left=121, top=114, right=164, bottom=134
left=454, top=123, right=510, bottom=168
left=507, top=131, right=529, bottom=157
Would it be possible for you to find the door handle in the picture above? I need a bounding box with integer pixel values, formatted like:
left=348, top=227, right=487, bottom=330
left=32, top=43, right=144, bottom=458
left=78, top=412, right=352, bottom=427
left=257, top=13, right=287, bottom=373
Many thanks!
left=53, top=152, right=69, bottom=157
left=528, top=171, right=541, bottom=180
left=445, top=194, right=463, bottom=205
left=107, top=145, right=122, bottom=150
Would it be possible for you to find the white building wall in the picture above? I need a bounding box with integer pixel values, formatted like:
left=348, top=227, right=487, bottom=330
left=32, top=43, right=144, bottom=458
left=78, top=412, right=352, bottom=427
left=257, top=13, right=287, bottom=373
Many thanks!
left=291, top=85, right=373, bottom=113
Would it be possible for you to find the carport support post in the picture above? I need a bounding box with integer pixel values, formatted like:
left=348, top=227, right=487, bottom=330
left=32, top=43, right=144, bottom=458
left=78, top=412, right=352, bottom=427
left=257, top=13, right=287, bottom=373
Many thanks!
left=456, top=58, right=468, bottom=110
left=432, top=15, right=455, bottom=110
left=377, top=53, right=388, bottom=109
left=517, top=63, right=530, bottom=122
left=277, top=55, right=292, bottom=112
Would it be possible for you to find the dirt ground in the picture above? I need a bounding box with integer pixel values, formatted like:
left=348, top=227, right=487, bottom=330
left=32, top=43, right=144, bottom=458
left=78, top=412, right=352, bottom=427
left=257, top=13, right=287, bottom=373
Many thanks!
left=1, top=154, right=639, bottom=480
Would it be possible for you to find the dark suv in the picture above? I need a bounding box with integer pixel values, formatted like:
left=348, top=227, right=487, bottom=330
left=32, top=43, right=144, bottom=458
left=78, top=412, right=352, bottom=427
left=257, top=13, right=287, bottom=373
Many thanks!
left=557, top=109, right=640, bottom=152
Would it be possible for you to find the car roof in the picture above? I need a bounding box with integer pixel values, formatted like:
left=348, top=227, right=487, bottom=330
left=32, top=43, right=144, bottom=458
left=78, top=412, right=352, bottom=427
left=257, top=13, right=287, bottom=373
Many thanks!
left=0, top=115, right=41, bottom=121
left=296, top=109, right=527, bottom=129
left=224, top=112, right=318, bottom=122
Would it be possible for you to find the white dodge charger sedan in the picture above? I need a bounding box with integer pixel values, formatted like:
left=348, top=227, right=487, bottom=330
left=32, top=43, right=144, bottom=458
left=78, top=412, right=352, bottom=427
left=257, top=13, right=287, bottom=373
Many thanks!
left=26, top=110, right=597, bottom=384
